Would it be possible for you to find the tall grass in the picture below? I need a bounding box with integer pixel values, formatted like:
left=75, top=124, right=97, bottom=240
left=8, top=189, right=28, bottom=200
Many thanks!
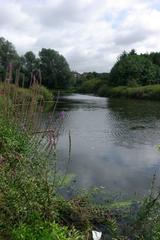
left=0, top=70, right=85, bottom=239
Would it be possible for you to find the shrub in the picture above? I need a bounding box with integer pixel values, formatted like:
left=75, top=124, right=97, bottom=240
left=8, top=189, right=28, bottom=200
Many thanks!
left=105, top=84, right=160, bottom=100
left=97, top=84, right=110, bottom=97
left=12, top=221, right=84, bottom=240
left=78, top=79, right=104, bottom=94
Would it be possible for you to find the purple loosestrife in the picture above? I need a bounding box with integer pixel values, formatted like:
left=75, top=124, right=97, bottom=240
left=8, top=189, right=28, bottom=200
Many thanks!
left=59, top=111, right=65, bottom=120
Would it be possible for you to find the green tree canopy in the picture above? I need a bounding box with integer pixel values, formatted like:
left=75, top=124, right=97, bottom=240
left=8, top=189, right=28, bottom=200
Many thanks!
left=39, top=48, right=71, bottom=89
left=0, top=37, right=72, bottom=89
left=109, top=50, right=160, bottom=86
left=0, top=37, right=19, bottom=81
left=20, top=51, right=40, bottom=86
left=23, top=51, right=38, bottom=71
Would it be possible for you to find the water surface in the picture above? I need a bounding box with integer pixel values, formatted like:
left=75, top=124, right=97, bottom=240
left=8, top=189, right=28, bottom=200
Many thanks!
left=56, top=94, right=160, bottom=197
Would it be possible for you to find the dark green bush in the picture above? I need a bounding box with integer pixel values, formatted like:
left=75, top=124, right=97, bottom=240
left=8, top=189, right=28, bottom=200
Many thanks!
left=78, top=79, right=104, bottom=94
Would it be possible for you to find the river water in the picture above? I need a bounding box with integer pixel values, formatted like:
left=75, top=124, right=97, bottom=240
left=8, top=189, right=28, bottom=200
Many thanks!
left=55, top=94, right=160, bottom=197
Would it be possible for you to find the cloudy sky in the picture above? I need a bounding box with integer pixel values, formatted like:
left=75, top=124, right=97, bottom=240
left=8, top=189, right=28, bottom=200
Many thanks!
left=0, top=0, right=160, bottom=72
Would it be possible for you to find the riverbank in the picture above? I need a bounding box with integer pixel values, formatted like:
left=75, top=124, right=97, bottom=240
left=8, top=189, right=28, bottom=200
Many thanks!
left=2, top=114, right=160, bottom=239
left=0, top=82, right=53, bottom=102
left=1, top=84, right=160, bottom=239
left=0, top=83, right=85, bottom=239
left=99, top=84, right=160, bottom=100
left=78, top=80, right=160, bottom=100
left=0, top=116, right=85, bottom=239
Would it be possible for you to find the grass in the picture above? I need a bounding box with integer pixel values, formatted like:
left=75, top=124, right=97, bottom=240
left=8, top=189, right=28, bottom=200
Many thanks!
left=77, top=77, right=160, bottom=101
left=108, top=84, right=160, bottom=100
left=97, top=84, right=160, bottom=100
left=0, top=79, right=85, bottom=239
left=0, top=82, right=53, bottom=102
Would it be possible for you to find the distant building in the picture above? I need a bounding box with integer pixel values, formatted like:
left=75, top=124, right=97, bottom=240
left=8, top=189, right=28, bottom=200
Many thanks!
left=72, top=71, right=81, bottom=80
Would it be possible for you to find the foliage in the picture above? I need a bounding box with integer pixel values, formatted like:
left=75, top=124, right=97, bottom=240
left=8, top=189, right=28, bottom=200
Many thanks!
left=74, top=50, right=160, bottom=99
left=97, top=84, right=109, bottom=97
left=109, top=50, right=160, bottom=86
left=0, top=37, right=72, bottom=90
left=105, top=84, right=160, bottom=100
left=0, top=82, right=53, bottom=103
left=12, top=221, right=84, bottom=240
left=73, top=72, right=109, bottom=91
left=20, top=51, right=40, bottom=87
left=39, top=48, right=72, bottom=89
left=0, top=37, right=20, bottom=81
left=80, top=72, right=109, bottom=81
left=78, top=78, right=104, bottom=94
left=0, top=96, right=4, bottom=108
left=0, top=81, right=84, bottom=239
left=32, top=84, right=53, bottom=101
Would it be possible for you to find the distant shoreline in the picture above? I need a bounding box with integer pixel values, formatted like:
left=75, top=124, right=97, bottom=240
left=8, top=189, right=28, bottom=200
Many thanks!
left=78, top=84, right=160, bottom=101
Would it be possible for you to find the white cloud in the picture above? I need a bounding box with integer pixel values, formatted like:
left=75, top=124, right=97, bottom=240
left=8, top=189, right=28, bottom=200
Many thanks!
left=0, top=0, right=160, bottom=72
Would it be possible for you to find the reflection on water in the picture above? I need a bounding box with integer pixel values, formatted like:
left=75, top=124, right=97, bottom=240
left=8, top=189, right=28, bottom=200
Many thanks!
left=54, top=94, right=160, bottom=197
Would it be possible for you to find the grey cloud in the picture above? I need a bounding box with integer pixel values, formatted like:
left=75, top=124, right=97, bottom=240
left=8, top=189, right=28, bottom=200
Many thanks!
left=0, top=0, right=160, bottom=72
left=114, top=29, right=150, bottom=46
left=66, top=48, right=116, bottom=72
left=21, top=0, right=98, bottom=29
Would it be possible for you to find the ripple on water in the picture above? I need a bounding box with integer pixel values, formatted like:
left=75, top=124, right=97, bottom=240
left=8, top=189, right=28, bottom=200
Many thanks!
left=53, top=94, right=160, bottom=196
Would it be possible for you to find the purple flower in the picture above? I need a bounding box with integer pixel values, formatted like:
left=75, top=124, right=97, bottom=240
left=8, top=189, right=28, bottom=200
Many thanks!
left=59, top=111, right=65, bottom=120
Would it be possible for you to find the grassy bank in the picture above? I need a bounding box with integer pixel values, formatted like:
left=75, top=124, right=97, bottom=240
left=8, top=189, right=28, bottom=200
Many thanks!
left=1, top=83, right=160, bottom=239
left=0, top=83, right=53, bottom=102
left=0, top=117, right=85, bottom=240
left=0, top=82, right=85, bottom=239
left=102, top=84, right=160, bottom=100
left=78, top=79, right=160, bottom=101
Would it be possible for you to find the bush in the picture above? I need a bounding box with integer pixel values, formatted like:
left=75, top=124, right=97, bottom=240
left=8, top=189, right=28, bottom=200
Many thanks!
left=12, top=221, right=84, bottom=240
left=101, top=84, right=160, bottom=100
left=31, top=85, right=53, bottom=101
left=78, top=78, right=104, bottom=94
left=97, top=84, right=110, bottom=97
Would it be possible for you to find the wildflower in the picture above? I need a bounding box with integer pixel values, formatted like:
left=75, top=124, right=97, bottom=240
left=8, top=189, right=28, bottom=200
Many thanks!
left=59, top=111, right=65, bottom=120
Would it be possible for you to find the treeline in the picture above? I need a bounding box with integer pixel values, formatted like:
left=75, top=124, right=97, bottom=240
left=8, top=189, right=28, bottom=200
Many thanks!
left=0, top=37, right=72, bottom=89
left=77, top=49, right=160, bottom=99
left=2, top=35, right=160, bottom=98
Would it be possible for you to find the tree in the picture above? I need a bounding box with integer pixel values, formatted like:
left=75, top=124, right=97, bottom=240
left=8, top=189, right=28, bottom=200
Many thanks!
left=109, top=50, right=160, bottom=86
left=39, top=48, right=71, bottom=89
left=0, top=37, right=19, bottom=81
left=148, top=52, right=160, bottom=67
left=21, top=51, right=40, bottom=87
left=24, top=51, right=38, bottom=71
